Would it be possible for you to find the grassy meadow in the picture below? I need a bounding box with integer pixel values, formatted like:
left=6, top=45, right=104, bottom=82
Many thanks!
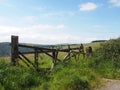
left=0, top=38, right=120, bottom=90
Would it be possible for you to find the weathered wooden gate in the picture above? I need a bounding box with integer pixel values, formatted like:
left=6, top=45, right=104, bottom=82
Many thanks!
left=11, top=36, right=84, bottom=70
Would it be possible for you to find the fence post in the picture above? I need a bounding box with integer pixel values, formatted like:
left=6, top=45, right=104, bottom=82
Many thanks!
left=11, top=35, right=19, bottom=66
left=68, top=45, right=71, bottom=60
left=52, top=51, right=56, bottom=63
left=51, top=46, right=56, bottom=69
left=34, top=48, right=39, bottom=70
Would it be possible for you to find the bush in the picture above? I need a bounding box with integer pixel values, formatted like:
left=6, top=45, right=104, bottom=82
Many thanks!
left=90, top=38, right=120, bottom=78
left=95, top=38, right=120, bottom=66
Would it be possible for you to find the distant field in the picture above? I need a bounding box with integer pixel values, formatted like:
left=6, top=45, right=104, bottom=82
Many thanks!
left=84, top=42, right=105, bottom=51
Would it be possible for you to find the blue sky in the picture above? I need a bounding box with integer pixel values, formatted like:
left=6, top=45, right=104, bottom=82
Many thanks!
left=0, top=0, right=120, bottom=44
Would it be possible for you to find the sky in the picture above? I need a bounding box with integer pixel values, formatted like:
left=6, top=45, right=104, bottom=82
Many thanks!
left=0, top=0, right=120, bottom=44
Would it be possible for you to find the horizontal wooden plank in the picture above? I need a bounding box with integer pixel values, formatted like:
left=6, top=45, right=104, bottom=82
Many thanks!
left=18, top=44, right=79, bottom=51
left=18, top=44, right=56, bottom=51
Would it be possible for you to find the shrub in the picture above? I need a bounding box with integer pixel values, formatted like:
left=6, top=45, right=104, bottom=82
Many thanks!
left=95, top=38, right=120, bottom=67
left=91, top=38, right=120, bottom=78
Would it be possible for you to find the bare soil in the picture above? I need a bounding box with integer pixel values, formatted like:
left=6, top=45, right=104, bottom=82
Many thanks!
left=98, top=79, right=120, bottom=90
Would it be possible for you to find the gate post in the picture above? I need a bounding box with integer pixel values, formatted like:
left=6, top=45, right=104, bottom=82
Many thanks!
left=68, top=45, right=71, bottom=60
left=11, top=35, right=19, bottom=66
left=34, top=48, right=39, bottom=70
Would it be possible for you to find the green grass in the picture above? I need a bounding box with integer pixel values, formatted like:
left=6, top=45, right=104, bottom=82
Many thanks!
left=0, top=57, right=101, bottom=90
left=32, top=59, right=101, bottom=90
left=0, top=38, right=120, bottom=90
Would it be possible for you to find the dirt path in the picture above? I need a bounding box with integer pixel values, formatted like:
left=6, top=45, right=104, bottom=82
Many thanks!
left=98, top=79, right=120, bottom=90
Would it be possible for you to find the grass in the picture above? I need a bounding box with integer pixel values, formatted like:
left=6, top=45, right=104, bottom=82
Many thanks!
left=32, top=59, right=101, bottom=90
left=84, top=42, right=105, bottom=51
left=0, top=38, right=120, bottom=90
left=0, top=57, right=101, bottom=90
left=0, top=60, right=49, bottom=90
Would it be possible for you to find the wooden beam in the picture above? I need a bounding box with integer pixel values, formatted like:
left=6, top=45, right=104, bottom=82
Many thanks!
left=18, top=44, right=56, bottom=51
left=18, top=43, right=79, bottom=52
left=19, top=50, right=52, bottom=54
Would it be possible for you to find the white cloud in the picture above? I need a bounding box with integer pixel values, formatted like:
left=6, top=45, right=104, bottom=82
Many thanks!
left=0, top=24, right=96, bottom=44
left=19, top=33, right=96, bottom=44
left=24, top=24, right=66, bottom=31
left=0, top=26, right=21, bottom=34
left=0, top=24, right=66, bottom=43
left=0, top=16, right=37, bottom=25
left=0, top=16, right=9, bottom=22
left=79, top=2, right=98, bottom=11
left=41, top=11, right=75, bottom=19
left=109, top=0, right=120, bottom=7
